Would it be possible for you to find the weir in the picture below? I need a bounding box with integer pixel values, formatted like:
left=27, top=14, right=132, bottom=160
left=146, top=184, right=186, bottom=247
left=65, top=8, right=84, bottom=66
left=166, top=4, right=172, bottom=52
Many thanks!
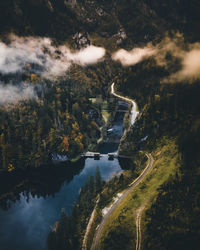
left=82, top=152, right=133, bottom=160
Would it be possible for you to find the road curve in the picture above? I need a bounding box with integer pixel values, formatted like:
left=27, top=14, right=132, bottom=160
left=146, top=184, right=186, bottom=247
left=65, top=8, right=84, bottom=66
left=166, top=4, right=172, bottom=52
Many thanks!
left=111, top=82, right=139, bottom=126
left=92, top=153, right=154, bottom=250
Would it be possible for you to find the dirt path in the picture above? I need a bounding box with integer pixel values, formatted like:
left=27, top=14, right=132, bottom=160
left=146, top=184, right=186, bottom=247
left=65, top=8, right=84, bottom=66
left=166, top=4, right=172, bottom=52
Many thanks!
left=82, top=205, right=97, bottom=250
left=91, top=153, right=154, bottom=250
left=136, top=206, right=145, bottom=250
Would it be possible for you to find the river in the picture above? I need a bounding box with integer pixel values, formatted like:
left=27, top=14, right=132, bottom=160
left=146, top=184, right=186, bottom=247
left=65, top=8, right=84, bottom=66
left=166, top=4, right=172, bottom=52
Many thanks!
left=0, top=95, right=133, bottom=250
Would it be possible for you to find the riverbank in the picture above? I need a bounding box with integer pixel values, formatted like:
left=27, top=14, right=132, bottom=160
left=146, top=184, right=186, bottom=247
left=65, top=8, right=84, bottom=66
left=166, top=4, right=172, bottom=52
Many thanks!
left=44, top=82, right=138, bottom=250
left=0, top=79, right=137, bottom=250
left=0, top=158, right=85, bottom=209
left=111, top=82, right=139, bottom=128
left=86, top=84, right=182, bottom=250
left=0, top=81, right=127, bottom=250
left=110, top=82, right=140, bottom=155
left=81, top=152, right=148, bottom=250
left=81, top=82, right=141, bottom=249
left=95, top=138, right=181, bottom=250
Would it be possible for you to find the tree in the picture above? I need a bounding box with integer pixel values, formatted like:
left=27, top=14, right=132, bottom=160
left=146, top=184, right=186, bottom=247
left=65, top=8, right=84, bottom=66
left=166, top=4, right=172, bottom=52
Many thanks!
left=49, top=128, right=57, bottom=148
left=62, top=136, right=69, bottom=152
left=1, top=145, right=7, bottom=170
left=95, top=166, right=102, bottom=193
left=47, top=232, right=57, bottom=250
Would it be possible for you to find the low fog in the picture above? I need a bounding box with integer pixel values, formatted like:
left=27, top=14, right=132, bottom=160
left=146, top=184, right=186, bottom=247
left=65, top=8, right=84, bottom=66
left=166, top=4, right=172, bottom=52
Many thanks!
left=0, top=35, right=106, bottom=104
left=67, top=45, right=105, bottom=66
left=112, top=33, right=200, bottom=83
left=0, top=35, right=106, bottom=78
left=163, top=46, right=200, bottom=83
left=112, top=47, right=155, bottom=66
left=2, top=32, right=200, bottom=105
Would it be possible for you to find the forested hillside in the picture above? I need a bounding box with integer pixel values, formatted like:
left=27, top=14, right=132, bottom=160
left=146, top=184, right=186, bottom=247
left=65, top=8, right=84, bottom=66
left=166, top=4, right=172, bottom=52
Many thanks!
left=1, top=0, right=200, bottom=44
left=0, top=0, right=200, bottom=249
left=0, top=78, right=101, bottom=170
left=114, top=41, right=200, bottom=250
left=0, top=59, right=117, bottom=170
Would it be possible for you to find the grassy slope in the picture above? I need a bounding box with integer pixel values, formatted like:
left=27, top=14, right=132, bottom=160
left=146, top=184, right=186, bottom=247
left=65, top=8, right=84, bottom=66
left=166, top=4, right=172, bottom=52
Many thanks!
left=98, top=138, right=182, bottom=250
left=89, top=98, right=111, bottom=124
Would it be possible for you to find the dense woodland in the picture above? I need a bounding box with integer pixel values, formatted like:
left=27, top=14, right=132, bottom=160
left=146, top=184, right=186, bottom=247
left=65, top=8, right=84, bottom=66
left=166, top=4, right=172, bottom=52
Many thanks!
left=47, top=167, right=103, bottom=250
left=0, top=0, right=200, bottom=249
left=0, top=75, right=102, bottom=170
left=1, top=0, right=200, bottom=45
left=115, top=55, right=200, bottom=249
left=0, top=58, right=117, bottom=171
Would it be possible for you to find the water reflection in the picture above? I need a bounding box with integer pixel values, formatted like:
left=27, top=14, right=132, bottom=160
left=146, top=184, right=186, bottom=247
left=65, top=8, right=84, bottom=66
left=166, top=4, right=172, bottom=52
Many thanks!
left=0, top=157, right=122, bottom=250
left=0, top=100, right=129, bottom=250
left=0, top=159, right=85, bottom=211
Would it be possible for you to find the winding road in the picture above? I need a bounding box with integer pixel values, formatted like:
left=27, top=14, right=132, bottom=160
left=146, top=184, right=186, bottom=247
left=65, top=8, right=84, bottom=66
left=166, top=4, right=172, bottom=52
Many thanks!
left=111, top=82, right=139, bottom=126
left=86, top=82, right=153, bottom=250
left=92, top=153, right=154, bottom=250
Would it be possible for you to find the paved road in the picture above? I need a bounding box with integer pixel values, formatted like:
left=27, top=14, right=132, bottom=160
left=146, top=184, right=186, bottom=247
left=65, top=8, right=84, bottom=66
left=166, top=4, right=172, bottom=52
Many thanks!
left=111, top=82, right=139, bottom=126
left=92, top=153, right=154, bottom=250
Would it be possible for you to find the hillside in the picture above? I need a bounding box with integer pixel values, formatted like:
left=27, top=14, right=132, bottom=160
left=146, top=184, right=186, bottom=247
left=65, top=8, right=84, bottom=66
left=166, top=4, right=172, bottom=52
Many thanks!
left=0, top=1, right=200, bottom=250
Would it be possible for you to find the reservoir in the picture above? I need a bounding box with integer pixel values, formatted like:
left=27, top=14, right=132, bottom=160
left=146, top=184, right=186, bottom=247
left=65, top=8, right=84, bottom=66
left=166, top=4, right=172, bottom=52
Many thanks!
left=0, top=99, right=130, bottom=250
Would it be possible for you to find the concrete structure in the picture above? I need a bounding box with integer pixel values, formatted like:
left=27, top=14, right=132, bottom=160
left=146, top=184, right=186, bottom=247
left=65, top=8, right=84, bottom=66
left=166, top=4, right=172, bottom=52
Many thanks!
left=82, top=152, right=132, bottom=160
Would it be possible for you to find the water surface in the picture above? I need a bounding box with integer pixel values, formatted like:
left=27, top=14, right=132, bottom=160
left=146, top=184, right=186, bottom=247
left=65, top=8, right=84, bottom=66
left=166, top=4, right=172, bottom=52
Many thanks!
left=0, top=100, right=128, bottom=250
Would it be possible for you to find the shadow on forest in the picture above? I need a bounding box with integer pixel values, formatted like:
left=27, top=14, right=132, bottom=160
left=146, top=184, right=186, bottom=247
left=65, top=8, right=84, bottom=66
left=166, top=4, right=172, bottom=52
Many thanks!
left=0, top=158, right=85, bottom=210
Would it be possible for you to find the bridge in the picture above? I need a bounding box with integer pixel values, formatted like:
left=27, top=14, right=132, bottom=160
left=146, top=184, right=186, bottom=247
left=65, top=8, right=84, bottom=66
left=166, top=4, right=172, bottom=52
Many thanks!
left=82, top=152, right=133, bottom=160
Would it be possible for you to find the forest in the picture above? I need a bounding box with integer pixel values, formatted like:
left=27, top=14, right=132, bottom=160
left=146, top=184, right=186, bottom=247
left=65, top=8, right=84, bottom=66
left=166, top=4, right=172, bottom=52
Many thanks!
left=0, top=0, right=200, bottom=250
left=114, top=53, right=200, bottom=249
left=0, top=74, right=102, bottom=170
left=47, top=167, right=103, bottom=250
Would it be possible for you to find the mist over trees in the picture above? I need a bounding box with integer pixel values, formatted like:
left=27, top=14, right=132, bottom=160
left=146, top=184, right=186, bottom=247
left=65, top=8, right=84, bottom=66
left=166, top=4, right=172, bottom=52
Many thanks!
left=0, top=0, right=200, bottom=249
left=0, top=78, right=101, bottom=170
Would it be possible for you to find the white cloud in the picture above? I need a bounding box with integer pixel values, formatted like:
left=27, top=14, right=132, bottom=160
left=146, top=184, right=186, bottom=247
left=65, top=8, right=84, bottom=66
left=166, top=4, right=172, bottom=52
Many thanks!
left=68, top=45, right=106, bottom=65
left=113, top=33, right=200, bottom=83
left=164, top=49, right=200, bottom=83
left=0, top=41, right=42, bottom=74
left=112, top=47, right=156, bottom=66
left=0, top=35, right=106, bottom=104
left=0, top=35, right=106, bottom=78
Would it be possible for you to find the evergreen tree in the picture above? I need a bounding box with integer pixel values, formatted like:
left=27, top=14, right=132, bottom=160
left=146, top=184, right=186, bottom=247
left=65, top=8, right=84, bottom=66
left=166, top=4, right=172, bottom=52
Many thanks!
left=95, top=166, right=102, bottom=193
